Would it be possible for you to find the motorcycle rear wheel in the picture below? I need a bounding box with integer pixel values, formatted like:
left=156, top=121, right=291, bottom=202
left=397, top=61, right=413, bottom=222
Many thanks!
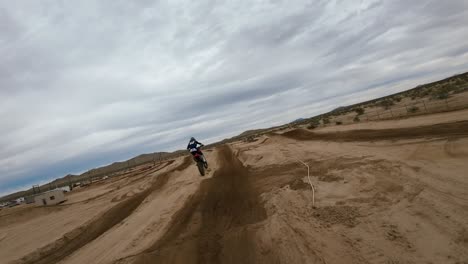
left=197, top=161, right=205, bottom=176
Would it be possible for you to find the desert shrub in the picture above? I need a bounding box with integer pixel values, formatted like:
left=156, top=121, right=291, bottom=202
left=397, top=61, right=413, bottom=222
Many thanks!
left=393, top=96, right=402, bottom=102
left=408, top=106, right=419, bottom=113
left=455, top=78, right=465, bottom=86
left=354, top=107, right=364, bottom=115
left=322, top=117, right=330, bottom=124
left=335, top=121, right=343, bottom=125
left=420, top=89, right=432, bottom=97
left=307, top=119, right=320, bottom=129
left=431, top=88, right=450, bottom=100
left=353, top=116, right=360, bottom=122
left=379, top=99, right=394, bottom=110
left=454, top=86, right=468, bottom=94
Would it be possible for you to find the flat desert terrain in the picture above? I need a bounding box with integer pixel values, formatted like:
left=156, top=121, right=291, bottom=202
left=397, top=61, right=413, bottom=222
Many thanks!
left=1, top=109, right=468, bottom=264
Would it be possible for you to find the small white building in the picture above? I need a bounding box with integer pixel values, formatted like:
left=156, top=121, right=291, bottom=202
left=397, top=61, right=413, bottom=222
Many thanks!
left=34, top=190, right=66, bottom=206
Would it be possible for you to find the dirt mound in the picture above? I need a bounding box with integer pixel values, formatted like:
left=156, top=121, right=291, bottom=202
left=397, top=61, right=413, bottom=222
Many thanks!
left=312, top=206, right=360, bottom=227
left=151, top=156, right=192, bottom=191
left=122, top=145, right=268, bottom=264
left=16, top=157, right=192, bottom=264
left=282, top=120, right=468, bottom=142
left=173, top=155, right=193, bottom=172
left=289, top=179, right=310, bottom=190
left=100, top=160, right=175, bottom=198
left=248, top=163, right=307, bottom=194
left=281, top=129, right=317, bottom=141
left=318, top=173, right=344, bottom=182
left=258, top=137, right=270, bottom=145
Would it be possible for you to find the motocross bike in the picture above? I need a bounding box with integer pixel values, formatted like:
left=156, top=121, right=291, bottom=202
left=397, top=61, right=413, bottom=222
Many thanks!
left=192, top=148, right=208, bottom=176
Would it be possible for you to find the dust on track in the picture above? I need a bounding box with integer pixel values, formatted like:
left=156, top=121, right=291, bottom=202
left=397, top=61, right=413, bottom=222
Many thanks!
left=15, top=156, right=192, bottom=264
left=281, top=120, right=468, bottom=142
left=123, top=145, right=268, bottom=264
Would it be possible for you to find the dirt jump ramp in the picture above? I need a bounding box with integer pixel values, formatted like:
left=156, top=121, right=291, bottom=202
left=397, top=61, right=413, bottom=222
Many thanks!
left=119, top=145, right=268, bottom=264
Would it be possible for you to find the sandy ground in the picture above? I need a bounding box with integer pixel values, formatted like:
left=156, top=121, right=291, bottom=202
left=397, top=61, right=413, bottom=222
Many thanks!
left=1, top=111, right=467, bottom=264
left=314, top=108, right=468, bottom=133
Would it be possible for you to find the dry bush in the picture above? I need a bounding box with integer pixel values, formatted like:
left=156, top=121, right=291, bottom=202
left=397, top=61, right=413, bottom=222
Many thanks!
left=408, top=106, right=419, bottom=113
left=431, top=86, right=450, bottom=100
left=354, top=107, right=364, bottom=115
left=307, top=119, right=320, bottom=129
left=379, top=99, right=395, bottom=110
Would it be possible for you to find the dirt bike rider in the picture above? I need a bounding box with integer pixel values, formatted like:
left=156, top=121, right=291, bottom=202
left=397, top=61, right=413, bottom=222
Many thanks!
left=187, top=137, right=208, bottom=168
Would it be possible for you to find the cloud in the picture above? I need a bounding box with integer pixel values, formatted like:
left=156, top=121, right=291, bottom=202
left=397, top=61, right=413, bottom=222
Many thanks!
left=1, top=0, right=468, bottom=195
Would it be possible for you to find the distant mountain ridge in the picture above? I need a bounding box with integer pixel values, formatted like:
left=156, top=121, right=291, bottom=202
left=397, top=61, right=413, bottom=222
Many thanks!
left=292, top=118, right=305, bottom=123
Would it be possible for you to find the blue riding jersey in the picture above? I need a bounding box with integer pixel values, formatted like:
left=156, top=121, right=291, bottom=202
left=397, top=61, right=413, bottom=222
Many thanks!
left=187, top=138, right=203, bottom=153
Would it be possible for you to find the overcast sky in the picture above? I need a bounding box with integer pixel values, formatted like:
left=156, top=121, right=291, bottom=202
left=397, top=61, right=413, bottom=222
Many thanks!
left=1, top=0, right=468, bottom=197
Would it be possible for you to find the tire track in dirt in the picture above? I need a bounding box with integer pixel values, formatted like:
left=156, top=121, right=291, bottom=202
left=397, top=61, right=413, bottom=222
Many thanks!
left=281, top=120, right=468, bottom=142
left=15, top=157, right=192, bottom=264
left=196, top=145, right=267, bottom=264
left=123, top=145, right=268, bottom=264
left=0, top=206, right=66, bottom=227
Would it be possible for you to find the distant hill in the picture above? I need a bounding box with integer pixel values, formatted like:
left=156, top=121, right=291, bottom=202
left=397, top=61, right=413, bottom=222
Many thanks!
left=331, top=106, right=346, bottom=113
left=238, top=128, right=269, bottom=137
left=0, top=150, right=185, bottom=202
left=292, top=118, right=305, bottom=123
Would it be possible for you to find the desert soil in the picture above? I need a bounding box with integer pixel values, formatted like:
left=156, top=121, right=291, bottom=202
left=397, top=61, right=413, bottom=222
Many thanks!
left=1, top=109, right=468, bottom=264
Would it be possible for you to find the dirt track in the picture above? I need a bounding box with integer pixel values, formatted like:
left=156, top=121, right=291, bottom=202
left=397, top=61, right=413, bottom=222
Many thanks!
left=1, top=112, right=468, bottom=264
left=119, top=145, right=267, bottom=264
